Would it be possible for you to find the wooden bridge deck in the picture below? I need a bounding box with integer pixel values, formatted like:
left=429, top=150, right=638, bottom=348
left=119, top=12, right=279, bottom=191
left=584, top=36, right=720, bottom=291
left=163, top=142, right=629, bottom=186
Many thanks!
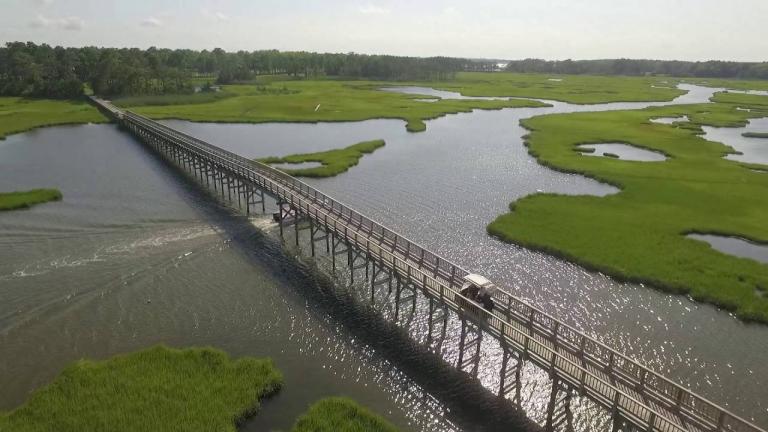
left=91, top=97, right=765, bottom=432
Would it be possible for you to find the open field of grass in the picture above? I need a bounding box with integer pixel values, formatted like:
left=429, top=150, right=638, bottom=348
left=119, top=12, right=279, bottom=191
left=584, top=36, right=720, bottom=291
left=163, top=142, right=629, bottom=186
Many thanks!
left=292, top=397, right=398, bottom=432
left=259, top=139, right=385, bottom=177
left=0, top=189, right=62, bottom=211
left=124, top=79, right=549, bottom=132
left=488, top=93, right=768, bottom=322
left=711, top=91, right=768, bottom=110
left=0, top=97, right=106, bottom=139
left=424, top=72, right=686, bottom=104
left=0, top=346, right=283, bottom=432
left=682, top=77, right=768, bottom=92
left=111, top=91, right=235, bottom=107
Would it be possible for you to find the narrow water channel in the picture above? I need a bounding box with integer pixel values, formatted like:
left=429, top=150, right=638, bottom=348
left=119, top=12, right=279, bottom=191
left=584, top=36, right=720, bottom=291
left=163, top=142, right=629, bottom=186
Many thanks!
left=2, top=83, right=767, bottom=429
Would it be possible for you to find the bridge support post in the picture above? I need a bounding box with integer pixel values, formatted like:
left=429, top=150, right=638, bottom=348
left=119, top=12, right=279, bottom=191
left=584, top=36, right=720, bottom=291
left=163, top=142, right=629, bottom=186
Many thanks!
left=246, top=188, right=265, bottom=214
left=394, top=280, right=416, bottom=326
left=545, top=377, right=575, bottom=432
left=236, top=178, right=243, bottom=209
left=426, top=297, right=447, bottom=350
left=370, top=261, right=392, bottom=307
left=457, top=320, right=482, bottom=378
left=393, top=278, right=402, bottom=320
left=348, top=250, right=367, bottom=284
left=308, top=219, right=315, bottom=255
left=331, top=234, right=349, bottom=273
left=309, top=222, right=328, bottom=257
left=498, top=346, right=522, bottom=405
left=277, top=201, right=287, bottom=237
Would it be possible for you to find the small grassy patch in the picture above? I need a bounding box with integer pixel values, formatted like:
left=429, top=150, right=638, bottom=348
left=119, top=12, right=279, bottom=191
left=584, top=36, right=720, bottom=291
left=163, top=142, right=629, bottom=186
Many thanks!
left=259, top=139, right=385, bottom=177
left=742, top=132, right=768, bottom=138
left=0, top=346, right=283, bottom=432
left=488, top=95, right=768, bottom=323
left=0, top=97, right=107, bottom=139
left=291, top=397, right=398, bottom=432
left=0, top=189, right=62, bottom=211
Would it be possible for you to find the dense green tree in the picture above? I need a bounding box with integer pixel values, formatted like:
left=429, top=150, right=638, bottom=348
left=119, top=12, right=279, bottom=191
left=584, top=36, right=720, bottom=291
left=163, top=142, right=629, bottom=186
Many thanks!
left=504, top=57, right=768, bottom=78
left=4, top=42, right=765, bottom=99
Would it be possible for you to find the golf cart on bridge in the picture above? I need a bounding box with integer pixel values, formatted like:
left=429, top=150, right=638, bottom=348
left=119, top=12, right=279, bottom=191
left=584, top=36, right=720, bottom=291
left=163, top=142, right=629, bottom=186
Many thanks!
left=457, top=274, right=496, bottom=313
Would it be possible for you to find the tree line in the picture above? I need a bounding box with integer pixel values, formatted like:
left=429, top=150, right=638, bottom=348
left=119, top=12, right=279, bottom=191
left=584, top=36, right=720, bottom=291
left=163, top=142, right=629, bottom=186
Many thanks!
left=3, top=41, right=767, bottom=99
left=0, top=42, right=494, bottom=98
left=504, top=58, right=768, bottom=79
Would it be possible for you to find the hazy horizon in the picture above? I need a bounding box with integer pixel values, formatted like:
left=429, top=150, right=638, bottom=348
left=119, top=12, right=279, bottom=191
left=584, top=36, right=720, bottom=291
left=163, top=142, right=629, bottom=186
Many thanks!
left=2, top=0, right=767, bottom=63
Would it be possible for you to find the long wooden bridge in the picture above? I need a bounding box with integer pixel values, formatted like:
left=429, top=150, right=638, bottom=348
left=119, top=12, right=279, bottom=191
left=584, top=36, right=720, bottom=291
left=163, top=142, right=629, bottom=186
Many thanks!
left=91, top=97, right=765, bottom=432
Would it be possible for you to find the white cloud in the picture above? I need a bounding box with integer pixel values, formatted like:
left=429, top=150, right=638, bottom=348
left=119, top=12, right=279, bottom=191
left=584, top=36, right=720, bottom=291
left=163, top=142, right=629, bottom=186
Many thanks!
left=141, top=16, right=163, bottom=27
left=201, top=8, right=229, bottom=21
left=442, top=6, right=458, bottom=16
left=28, top=15, right=50, bottom=28
left=33, top=0, right=54, bottom=5
left=359, top=4, right=390, bottom=15
left=60, top=16, right=84, bottom=30
left=28, top=14, right=83, bottom=31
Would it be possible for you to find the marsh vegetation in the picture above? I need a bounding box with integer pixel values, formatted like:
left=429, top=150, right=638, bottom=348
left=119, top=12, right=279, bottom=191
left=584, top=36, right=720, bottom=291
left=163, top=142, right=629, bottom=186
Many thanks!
left=0, top=188, right=62, bottom=211
left=0, top=346, right=283, bottom=432
left=488, top=93, right=768, bottom=321
left=258, top=139, right=385, bottom=177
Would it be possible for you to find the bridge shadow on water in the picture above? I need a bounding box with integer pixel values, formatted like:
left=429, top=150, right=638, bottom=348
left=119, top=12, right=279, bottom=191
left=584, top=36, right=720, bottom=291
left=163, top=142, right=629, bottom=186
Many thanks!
left=144, top=142, right=539, bottom=431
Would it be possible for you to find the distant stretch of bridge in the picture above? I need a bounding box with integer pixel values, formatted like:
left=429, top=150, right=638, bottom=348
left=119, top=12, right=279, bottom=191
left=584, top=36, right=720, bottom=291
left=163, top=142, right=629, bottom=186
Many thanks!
left=91, top=97, right=765, bottom=432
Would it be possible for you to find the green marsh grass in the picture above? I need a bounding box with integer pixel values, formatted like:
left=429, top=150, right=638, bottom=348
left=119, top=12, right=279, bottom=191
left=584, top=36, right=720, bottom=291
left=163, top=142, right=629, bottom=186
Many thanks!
left=429, top=72, right=686, bottom=104
left=292, top=397, right=398, bottom=432
left=0, top=346, right=283, bottom=432
left=125, top=79, right=549, bottom=133
left=0, top=189, right=62, bottom=211
left=112, top=91, right=235, bottom=107
left=742, top=132, right=768, bottom=138
left=488, top=96, right=768, bottom=322
left=259, top=139, right=385, bottom=177
left=0, top=97, right=106, bottom=139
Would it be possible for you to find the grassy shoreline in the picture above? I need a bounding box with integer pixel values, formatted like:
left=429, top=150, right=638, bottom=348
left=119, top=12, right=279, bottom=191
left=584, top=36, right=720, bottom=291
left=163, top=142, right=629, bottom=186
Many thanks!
left=124, top=80, right=549, bottom=133
left=0, top=346, right=283, bottom=432
left=0, top=189, right=63, bottom=211
left=427, top=72, right=686, bottom=104
left=259, top=139, right=385, bottom=177
left=488, top=93, right=768, bottom=323
left=0, top=346, right=398, bottom=432
left=0, top=97, right=107, bottom=140
left=292, top=397, right=398, bottom=432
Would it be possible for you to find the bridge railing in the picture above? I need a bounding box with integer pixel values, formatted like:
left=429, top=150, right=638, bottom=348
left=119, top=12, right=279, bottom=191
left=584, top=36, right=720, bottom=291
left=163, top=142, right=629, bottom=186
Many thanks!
left=94, top=98, right=765, bottom=432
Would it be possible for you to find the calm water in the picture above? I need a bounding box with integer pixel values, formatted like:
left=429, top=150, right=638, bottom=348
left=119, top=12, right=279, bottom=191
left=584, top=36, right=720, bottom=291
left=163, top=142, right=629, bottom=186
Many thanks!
left=650, top=115, right=690, bottom=124
left=578, top=143, right=667, bottom=161
left=2, top=83, right=768, bottom=429
left=688, top=234, right=768, bottom=264
left=269, top=161, right=324, bottom=170
left=379, top=86, right=506, bottom=100
left=702, top=117, right=768, bottom=165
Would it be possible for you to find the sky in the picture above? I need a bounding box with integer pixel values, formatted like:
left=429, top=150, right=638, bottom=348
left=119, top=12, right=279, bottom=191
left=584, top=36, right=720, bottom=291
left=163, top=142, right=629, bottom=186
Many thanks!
left=1, top=0, right=767, bottom=62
